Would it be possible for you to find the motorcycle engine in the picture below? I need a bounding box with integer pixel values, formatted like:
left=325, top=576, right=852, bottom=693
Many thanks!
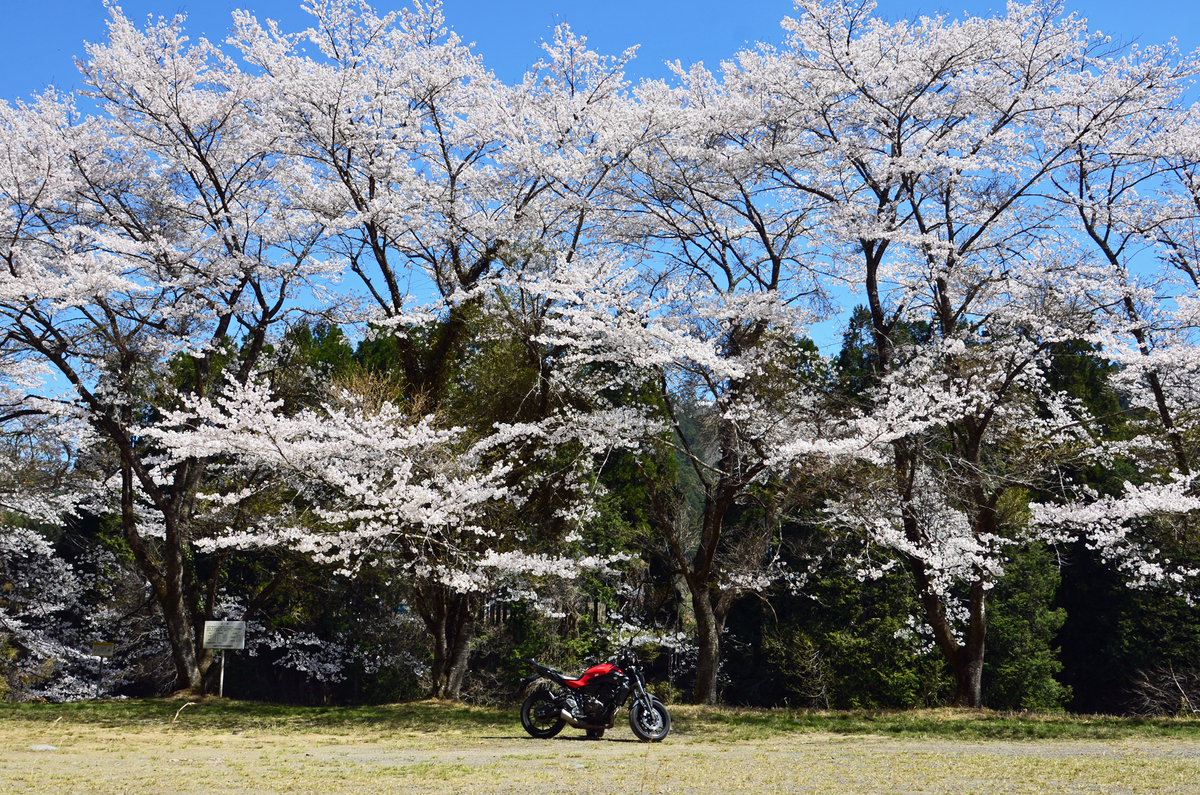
left=581, top=695, right=606, bottom=716
left=595, top=684, right=618, bottom=705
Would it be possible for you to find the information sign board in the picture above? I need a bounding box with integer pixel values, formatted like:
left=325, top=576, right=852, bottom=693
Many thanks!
left=202, top=620, right=246, bottom=650
left=91, top=642, right=115, bottom=658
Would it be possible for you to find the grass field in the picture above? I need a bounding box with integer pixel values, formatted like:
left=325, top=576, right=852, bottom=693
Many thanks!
left=3, top=700, right=1200, bottom=793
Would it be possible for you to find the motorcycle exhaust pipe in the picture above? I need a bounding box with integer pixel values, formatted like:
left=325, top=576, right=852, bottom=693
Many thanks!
left=560, top=709, right=589, bottom=728
left=559, top=709, right=614, bottom=730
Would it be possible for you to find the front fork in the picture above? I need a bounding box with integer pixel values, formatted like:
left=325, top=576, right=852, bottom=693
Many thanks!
left=632, top=674, right=655, bottom=711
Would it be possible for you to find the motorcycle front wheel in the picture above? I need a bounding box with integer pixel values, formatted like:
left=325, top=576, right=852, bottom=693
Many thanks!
left=521, top=690, right=565, bottom=739
left=628, top=698, right=671, bottom=742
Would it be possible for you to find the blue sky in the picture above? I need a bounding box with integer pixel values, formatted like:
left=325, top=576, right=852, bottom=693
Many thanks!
left=2, top=0, right=1197, bottom=101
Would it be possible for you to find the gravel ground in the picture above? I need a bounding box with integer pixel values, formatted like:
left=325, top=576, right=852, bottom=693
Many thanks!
left=4, top=719, right=1199, bottom=794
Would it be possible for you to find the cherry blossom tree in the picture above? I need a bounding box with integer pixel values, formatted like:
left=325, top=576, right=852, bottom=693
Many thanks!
left=0, top=525, right=93, bottom=700
left=531, top=176, right=843, bottom=705
left=604, top=64, right=851, bottom=703
left=1035, top=93, right=1200, bottom=588
left=0, top=8, right=331, bottom=691
left=708, top=0, right=1196, bottom=706
left=0, top=390, right=148, bottom=701
left=147, top=366, right=639, bottom=696
left=224, top=0, right=647, bottom=695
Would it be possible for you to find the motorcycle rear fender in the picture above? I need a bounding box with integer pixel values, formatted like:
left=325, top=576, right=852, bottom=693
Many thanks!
left=519, top=658, right=568, bottom=685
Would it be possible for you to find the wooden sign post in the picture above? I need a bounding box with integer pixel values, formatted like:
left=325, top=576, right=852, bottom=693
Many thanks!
left=202, top=621, right=246, bottom=698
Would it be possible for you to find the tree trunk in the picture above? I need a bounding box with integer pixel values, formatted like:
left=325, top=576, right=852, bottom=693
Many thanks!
left=421, top=588, right=450, bottom=698
left=893, top=433, right=995, bottom=709
left=445, top=595, right=474, bottom=699
left=160, top=581, right=201, bottom=691
left=120, top=459, right=201, bottom=691
left=906, top=552, right=987, bottom=708
left=200, top=651, right=219, bottom=695
left=417, top=586, right=473, bottom=699
left=952, top=576, right=987, bottom=707
left=954, top=456, right=994, bottom=709
left=690, top=586, right=723, bottom=705
left=162, top=519, right=201, bottom=691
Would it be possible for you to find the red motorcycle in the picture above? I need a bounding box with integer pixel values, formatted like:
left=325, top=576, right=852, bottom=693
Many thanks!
left=518, top=651, right=671, bottom=742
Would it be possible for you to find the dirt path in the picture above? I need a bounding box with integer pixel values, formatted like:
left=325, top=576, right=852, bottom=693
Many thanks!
left=3, top=719, right=1198, bottom=794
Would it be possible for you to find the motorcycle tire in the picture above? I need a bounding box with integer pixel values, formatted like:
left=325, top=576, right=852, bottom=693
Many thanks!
left=521, top=690, right=565, bottom=739
left=629, top=698, right=671, bottom=742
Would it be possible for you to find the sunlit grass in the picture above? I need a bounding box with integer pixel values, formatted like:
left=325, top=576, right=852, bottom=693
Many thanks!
left=0, top=698, right=510, bottom=733
left=4, top=698, right=1200, bottom=741
left=669, top=704, right=1200, bottom=740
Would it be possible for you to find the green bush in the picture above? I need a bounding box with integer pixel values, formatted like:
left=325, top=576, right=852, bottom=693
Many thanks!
left=983, top=542, right=1071, bottom=711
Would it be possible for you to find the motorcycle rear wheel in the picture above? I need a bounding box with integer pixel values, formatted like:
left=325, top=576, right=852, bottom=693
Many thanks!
left=521, top=690, right=565, bottom=739
left=629, top=698, right=670, bottom=742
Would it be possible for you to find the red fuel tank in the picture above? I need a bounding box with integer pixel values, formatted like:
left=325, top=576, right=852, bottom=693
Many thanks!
left=562, top=662, right=618, bottom=689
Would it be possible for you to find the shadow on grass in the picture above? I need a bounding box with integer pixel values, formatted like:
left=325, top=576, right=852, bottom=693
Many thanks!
left=0, top=699, right=512, bottom=734
left=3, top=700, right=1200, bottom=742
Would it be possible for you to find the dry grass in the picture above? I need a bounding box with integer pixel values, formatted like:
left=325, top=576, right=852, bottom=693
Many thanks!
left=3, top=700, right=1200, bottom=793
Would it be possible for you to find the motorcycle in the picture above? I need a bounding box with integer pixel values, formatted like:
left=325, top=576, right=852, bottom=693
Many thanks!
left=517, top=650, right=671, bottom=742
